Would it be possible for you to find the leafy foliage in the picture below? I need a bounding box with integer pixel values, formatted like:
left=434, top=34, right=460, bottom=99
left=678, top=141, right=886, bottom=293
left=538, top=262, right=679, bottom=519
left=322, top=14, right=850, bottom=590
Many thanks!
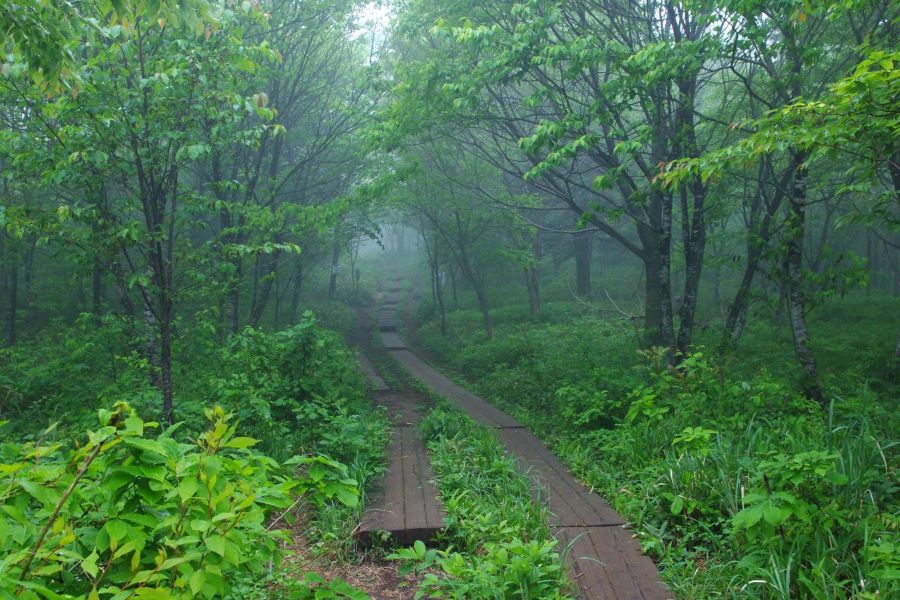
left=0, top=403, right=360, bottom=599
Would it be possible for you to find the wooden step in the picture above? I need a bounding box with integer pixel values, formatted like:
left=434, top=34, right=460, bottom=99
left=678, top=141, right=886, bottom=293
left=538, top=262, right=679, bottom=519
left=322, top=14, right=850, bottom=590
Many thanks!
left=358, top=426, right=446, bottom=546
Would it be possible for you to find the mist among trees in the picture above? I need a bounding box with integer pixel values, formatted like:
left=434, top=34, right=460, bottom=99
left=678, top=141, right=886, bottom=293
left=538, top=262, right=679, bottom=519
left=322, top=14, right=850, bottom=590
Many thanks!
left=1, top=1, right=897, bottom=598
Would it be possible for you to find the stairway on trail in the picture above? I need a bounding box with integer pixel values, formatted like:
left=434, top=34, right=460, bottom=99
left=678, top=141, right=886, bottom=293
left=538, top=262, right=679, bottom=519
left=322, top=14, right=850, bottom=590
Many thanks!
left=355, top=283, right=447, bottom=547
left=377, top=277, right=672, bottom=600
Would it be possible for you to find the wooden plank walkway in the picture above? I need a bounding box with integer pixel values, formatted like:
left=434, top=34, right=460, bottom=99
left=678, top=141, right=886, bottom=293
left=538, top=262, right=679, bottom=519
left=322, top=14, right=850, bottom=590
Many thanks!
left=356, top=352, right=388, bottom=392
left=355, top=306, right=446, bottom=547
left=358, top=421, right=446, bottom=546
left=390, top=349, right=523, bottom=429
left=379, top=281, right=671, bottom=600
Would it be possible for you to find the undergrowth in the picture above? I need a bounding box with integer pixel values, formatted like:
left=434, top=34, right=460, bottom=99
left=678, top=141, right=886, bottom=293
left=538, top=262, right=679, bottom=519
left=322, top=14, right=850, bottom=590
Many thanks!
left=388, top=404, right=572, bottom=599
left=0, top=310, right=388, bottom=599
left=416, top=302, right=899, bottom=599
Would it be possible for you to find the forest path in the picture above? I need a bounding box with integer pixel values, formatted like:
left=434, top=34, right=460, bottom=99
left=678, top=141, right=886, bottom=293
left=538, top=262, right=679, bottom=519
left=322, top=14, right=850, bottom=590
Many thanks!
left=378, top=277, right=672, bottom=600
left=354, top=283, right=447, bottom=547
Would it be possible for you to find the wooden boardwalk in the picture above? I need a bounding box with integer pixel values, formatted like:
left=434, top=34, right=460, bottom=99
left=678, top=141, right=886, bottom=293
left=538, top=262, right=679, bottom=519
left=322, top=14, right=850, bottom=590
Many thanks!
left=377, top=280, right=671, bottom=599
left=355, top=295, right=446, bottom=547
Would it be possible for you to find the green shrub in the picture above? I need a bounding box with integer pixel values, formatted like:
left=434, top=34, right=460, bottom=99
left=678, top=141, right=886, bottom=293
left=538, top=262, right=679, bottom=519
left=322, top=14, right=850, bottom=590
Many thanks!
left=211, top=313, right=388, bottom=472
left=0, top=403, right=359, bottom=600
left=390, top=539, right=568, bottom=600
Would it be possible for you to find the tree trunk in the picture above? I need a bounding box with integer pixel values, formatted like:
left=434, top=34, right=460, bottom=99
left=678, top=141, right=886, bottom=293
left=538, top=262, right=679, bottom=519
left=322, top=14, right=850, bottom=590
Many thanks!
left=273, top=266, right=281, bottom=330
left=144, top=303, right=160, bottom=390
left=573, top=230, right=592, bottom=298
left=675, top=181, right=707, bottom=358
left=92, top=259, right=104, bottom=324
left=525, top=266, right=540, bottom=320
left=22, top=236, right=36, bottom=327
left=7, top=258, right=17, bottom=346
left=785, top=153, right=825, bottom=406
left=109, top=258, right=136, bottom=321
left=159, top=295, right=174, bottom=424
left=249, top=251, right=280, bottom=328
left=229, top=257, right=242, bottom=334
left=434, top=237, right=446, bottom=336
left=289, top=259, right=303, bottom=324
left=656, top=193, right=676, bottom=354
left=474, top=283, right=493, bottom=339
left=643, top=253, right=663, bottom=346
left=449, top=266, right=458, bottom=309
left=328, top=231, right=340, bottom=300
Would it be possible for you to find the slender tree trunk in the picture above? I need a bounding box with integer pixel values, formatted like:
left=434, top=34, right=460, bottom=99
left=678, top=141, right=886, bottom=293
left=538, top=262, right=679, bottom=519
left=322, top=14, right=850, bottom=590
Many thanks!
left=7, top=258, right=17, bottom=346
left=643, top=252, right=663, bottom=346
left=525, top=267, right=540, bottom=320
left=144, top=303, right=159, bottom=390
left=159, top=295, right=174, bottom=424
left=573, top=230, right=592, bottom=298
left=230, top=257, right=242, bottom=334
left=109, top=258, right=136, bottom=320
left=452, top=211, right=493, bottom=339
left=723, top=215, right=772, bottom=349
left=289, top=259, right=303, bottom=324
left=866, top=229, right=873, bottom=296
left=273, top=267, right=281, bottom=330
left=22, top=237, right=37, bottom=327
left=785, top=153, right=825, bottom=406
left=249, top=251, right=280, bottom=328
left=249, top=254, right=261, bottom=322
left=474, top=282, right=493, bottom=339
left=92, top=259, right=104, bottom=324
left=449, top=266, right=458, bottom=309
left=328, top=231, right=340, bottom=300
left=434, top=237, right=446, bottom=336
left=676, top=182, right=706, bottom=357
left=427, top=230, right=437, bottom=304
left=656, top=194, right=676, bottom=354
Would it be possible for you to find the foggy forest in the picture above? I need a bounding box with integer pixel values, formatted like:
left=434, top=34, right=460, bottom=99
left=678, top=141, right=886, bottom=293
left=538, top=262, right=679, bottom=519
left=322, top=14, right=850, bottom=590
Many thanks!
left=0, top=1, right=897, bottom=598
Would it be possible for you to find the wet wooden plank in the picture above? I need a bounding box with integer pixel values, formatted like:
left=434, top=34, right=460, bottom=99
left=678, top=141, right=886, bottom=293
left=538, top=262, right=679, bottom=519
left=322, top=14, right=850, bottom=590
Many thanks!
left=389, top=349, right=522, bottom=429
left=555, top=526, right=671, bottom=600
left=359, top=426, right=446, bottom=546
left=498, top=429, right=623, bottom=527
left=381, top=331, right=406, bottom=349
left=356, top=352, right=388, bottom=392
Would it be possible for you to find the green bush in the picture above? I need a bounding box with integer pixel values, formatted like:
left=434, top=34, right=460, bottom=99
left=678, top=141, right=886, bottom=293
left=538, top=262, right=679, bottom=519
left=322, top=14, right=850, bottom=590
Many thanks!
left=211, top=313, right=388, bottom=475
left=0, top=403, right=360, bottom=600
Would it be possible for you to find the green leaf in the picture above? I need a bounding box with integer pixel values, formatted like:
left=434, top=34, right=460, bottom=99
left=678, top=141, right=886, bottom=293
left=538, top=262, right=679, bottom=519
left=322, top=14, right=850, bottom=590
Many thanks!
left=206, top=534, right=226, bottom=556
left=762, top=502, right=790, bottom=526
left=222, top=436, right=258, bottom=449
left=190, top=570, right=206, bottom=595
left=178, top=477, right=199, bottom=502
left=81, top=550, right=100, bottom=578
left=19, top=480, right=60, bottom=506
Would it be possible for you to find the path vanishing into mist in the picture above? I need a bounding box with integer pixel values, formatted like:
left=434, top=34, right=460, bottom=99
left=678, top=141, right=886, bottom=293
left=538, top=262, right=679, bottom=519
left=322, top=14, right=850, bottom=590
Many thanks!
left=356, top=276, right=671, bottom=600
